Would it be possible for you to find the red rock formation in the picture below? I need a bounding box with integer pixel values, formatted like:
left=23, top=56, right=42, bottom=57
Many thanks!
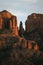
left=25, top=13, right=43, bottom=51
left=0, top=10, right=18, bottom=36
left=25, top=13, right=43, bottom=34
left=1, top=10, right=12, bottom=18
left=27, top=40, right=39, bottom=51
left=10, top=16, right=18, bottom=35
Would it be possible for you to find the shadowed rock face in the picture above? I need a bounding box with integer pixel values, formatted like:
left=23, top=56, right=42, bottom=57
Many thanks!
left=25, top=13, right=43, bottom=34
left=25, top=13, right=43, bottom=51
left=0, top=10, right=18, bottom=36
left=18, top=21, right=24, bottom=37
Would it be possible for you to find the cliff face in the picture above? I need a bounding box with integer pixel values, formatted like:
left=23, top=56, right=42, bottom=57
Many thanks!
left=0, top=10, right=18, bottom=36
left=25, top=13, right=43, bottom=51
left=25, top=13, right=43, bottom=34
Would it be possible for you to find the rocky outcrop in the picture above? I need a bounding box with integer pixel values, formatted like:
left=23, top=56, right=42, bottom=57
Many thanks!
left=0, top=42, right=43, bottom=65
left=0, top=10, right=18, bottom=36
left=25, top=13, right=43, bottom=34
left=25, top=13, right=43, bottom=51
left=0, top=10, right=43, bottom=65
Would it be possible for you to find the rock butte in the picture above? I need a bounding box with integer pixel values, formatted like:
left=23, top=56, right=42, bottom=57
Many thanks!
left=0, top=10, right=18, bottom=36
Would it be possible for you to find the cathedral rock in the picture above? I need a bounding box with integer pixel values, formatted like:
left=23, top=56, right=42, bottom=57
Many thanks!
left=0, top=10, right=18, bottom=36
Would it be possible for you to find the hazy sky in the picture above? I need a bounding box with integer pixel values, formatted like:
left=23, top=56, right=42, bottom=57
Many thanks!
left=0, top=0, right=43, bottom=28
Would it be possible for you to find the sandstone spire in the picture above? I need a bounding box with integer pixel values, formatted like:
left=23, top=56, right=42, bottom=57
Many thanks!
left=19, top=21, right=24, bottom=37
left=0, top=10, right=18, bottom=36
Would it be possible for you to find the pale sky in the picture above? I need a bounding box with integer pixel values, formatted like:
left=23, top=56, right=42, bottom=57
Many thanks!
left=0, top=0, right=43, bottom=28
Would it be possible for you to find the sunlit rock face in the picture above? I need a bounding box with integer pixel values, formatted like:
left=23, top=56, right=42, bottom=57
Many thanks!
left=27, top=40, right=39, bottom=51
left=0, top=10, right=18, bottom=36
left=25, top=13, right=43, bottom=34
